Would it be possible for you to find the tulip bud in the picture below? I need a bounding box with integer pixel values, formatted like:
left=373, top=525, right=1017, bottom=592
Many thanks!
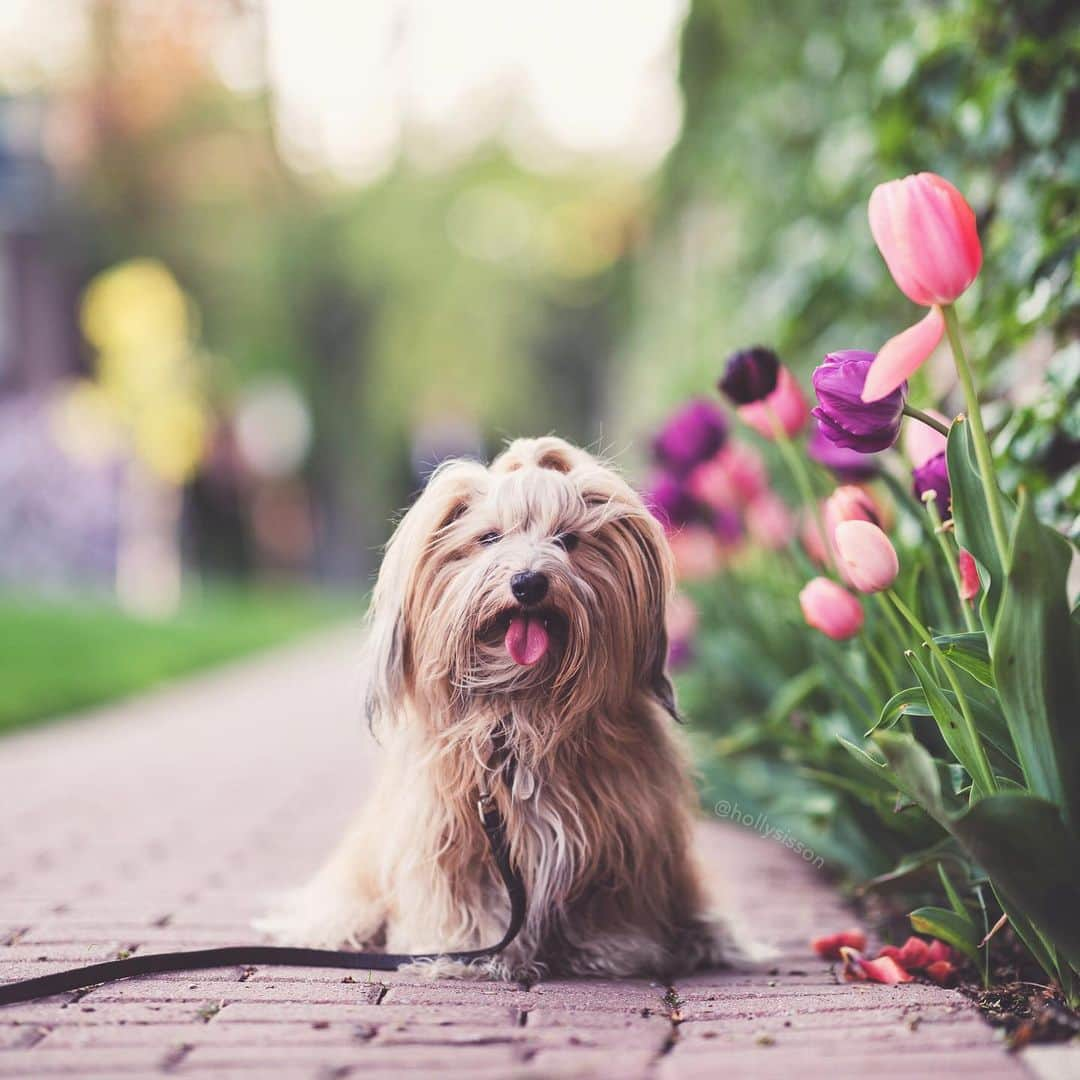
left=718, top=346, right=780, bottom=405
left=913, top=451, right=951, bottom=521
left=833, top=520, right=900, bottom=593
left=958, top=549, right=980, bottom=603
left=738, top=367, right=809, bottom=439
left=811, top=350, right=906, bottom=453
left=652, top=399, right=727, bottom=476
left=799, top=577, right=864, bottom=640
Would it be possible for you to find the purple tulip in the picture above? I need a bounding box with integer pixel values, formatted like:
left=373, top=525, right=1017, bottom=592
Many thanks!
left=811, top=350, right=907, bottom=453
left=913, top=450, right=951, bottom=519
left=652, top=399, right=727, bottom=475
left=713, top=506, right=743, bottom=545
left=718, top=346, right=780, bottom=405
left=667, top=636, right=694, bottom=669
left=644, top=472, right=702, bottom=530
left=807, top=425, right=880, bottom=481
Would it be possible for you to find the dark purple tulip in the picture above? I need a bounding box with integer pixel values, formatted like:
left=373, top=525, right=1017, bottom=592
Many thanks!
left=913, top=451, right=951, bottom=519
left=808, top=425, right=881, bottom=481
left=718, top=346, right=780, bottom=405
left=811, top=350, right=907, bottom=453
left=652, top=399, right=727, bottom=475
left=644, top=472, right=701, bottom=530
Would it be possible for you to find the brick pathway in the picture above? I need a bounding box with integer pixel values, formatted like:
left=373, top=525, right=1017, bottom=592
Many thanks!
left=0, top=626, right=1064, bottom=1078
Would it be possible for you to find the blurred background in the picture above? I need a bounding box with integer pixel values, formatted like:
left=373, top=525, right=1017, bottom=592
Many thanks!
left=1, top=0, right=1075, bottom=730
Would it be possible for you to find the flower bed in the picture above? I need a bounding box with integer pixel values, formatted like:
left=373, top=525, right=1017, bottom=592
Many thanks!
left=644, top=172, right=1080, bottom=1013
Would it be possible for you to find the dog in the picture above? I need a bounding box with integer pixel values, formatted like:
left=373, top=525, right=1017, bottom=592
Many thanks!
left=258, top=436, right=729, bottom=980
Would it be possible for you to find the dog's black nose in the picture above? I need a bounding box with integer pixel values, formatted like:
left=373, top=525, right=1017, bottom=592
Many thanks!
left=511, top=570, right=549, bottom=606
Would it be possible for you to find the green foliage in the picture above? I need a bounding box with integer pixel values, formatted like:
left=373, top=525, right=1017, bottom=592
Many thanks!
left=0, top=588, right=354, bottom=734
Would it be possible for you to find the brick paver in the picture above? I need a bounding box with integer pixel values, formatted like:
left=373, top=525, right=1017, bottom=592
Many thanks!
left=0, top=626, right=1058, bottom=1077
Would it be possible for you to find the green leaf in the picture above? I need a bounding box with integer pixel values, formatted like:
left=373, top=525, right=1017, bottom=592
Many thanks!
left=937, top=863, right=967, bottom=920
left=870, top=687, right=928, bottom=735
left=909, top=906, right=981, bottom=962
left=992, top=489, right=1080, bottom=832
left=947, top=418, right=1012, bottom=625
left=933, top=632, right=994, bottom=688
left=869, top=731, right=954, bottom=825
left=904, top=649, right=986, bottom=795
left=951, top=794, right=1080, bottom=973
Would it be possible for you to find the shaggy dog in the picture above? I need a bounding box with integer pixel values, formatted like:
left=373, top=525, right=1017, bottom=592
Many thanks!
left=259, top=436, right=728, bottom=979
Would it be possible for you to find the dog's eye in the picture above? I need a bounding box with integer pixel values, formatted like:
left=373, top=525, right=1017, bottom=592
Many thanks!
left=478, top=531, right=501, bottom=546
left=555, top=532, right=579, bottom=552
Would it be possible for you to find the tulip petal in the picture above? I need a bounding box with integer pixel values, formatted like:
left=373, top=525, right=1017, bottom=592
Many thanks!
left=812, top=929, right=868, bottom=960
left=862, top=307, right=945, bottom=402
left=924, top=960, right=957, bottom=986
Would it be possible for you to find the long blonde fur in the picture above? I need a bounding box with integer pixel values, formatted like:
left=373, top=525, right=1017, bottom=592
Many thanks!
left=258, top=436, right=728, bottom=979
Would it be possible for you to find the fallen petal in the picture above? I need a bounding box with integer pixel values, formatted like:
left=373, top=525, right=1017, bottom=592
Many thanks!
left=857, top=954, right=915, bottom=985
left=924, top=960, right=956, bottom=986
left=925, top=939, right=953, bottom=965
left=896, top=936, right=931, bottom=971
left=812, top=928, right=868, bottom=960
left=862, top=306, right=945, bottom=403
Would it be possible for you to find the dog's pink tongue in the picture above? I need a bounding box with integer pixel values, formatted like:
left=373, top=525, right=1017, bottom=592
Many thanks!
left=505, top=614, right=549, bottom=666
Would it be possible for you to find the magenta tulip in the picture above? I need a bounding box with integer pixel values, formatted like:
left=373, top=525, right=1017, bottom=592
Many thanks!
left=799, top=578, right=864, bottom=640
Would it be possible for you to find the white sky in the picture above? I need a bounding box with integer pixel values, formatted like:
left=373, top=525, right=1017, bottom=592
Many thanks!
left=0, top=0, right=688, bottom=183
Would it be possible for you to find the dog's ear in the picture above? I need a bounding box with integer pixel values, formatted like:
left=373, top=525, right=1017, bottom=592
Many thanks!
left=614, top=502, right=682, bottom=723
left=364, top=459, right=486, bottom=732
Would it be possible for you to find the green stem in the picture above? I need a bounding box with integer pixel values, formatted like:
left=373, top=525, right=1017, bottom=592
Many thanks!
left=903, top=404, right=950, bottom=437
left=940, top=304, right=1010, bottom=567
left=925, top=494, right=978, bottom=633
left=865, top=633, right=901, bottom=700
left=873, top=591, right=911, bottom=658
left=765, top=406, right=834, bottom=574
left=888, top=589, right=997, bottom=797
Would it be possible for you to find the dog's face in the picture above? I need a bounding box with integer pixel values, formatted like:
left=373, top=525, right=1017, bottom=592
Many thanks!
left=365, top=437, right=677, bottom=735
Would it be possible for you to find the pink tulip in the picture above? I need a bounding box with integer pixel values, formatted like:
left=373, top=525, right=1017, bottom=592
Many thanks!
left=863, top=173, right=982, bottom=403
left=800, top=508, right=830, bottom=566
left=903, top=408, right=950, bottom=467
left=799, top=577, right=864, bottom=640
left=668, top=525, right=722, bottom=581
left=738, top=367, right=809, bottom=439
left=863, top=307, right=946, bottom=403
left=958, top=549, right=980, bottom=603
left=721, top=441, right=769, bottom=503
left=666, top=591, right=699, bottom=642
left=833, top=520, right=899, bottom=593
left=746, top=492, right=795, bottom=550
left=825, top=485, right=882, bottom=532
left=868, top=173, right=982, bottom=308
left=686, top=455, right=738, bottom=511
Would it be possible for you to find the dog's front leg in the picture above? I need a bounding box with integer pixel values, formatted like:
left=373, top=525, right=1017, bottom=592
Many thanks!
left=255, top=808, right=389, bottom=950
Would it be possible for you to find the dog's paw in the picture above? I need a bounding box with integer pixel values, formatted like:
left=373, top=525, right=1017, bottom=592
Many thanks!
left=254, top=886, right=380, bottom=950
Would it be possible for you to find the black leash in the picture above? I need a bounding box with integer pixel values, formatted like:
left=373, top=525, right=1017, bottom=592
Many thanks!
left=0, top=790, right=524, bottom=1006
